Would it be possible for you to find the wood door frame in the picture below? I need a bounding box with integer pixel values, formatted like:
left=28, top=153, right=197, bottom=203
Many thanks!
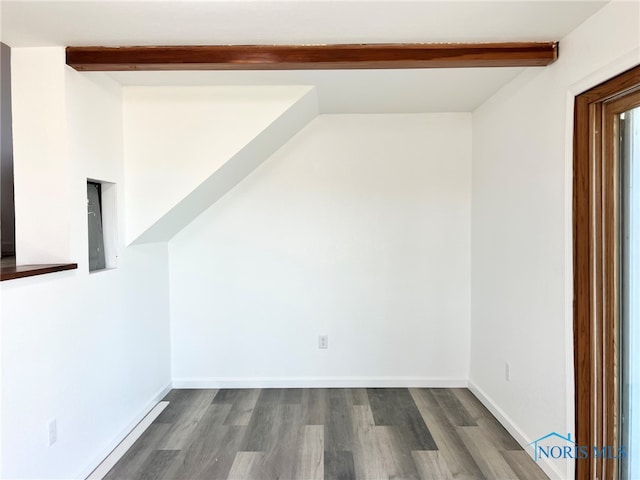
left=573, top=64, right=640, bottom=480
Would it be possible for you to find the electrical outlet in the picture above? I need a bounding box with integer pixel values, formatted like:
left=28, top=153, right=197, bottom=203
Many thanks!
left=48, top=419, right=57, bottom=446
left=505, top=362, right=511, bottom=382
left=318, top=335, right=329, bottom=349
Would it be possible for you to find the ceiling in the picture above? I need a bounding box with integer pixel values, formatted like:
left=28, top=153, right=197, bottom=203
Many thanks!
left=1, top=1, right=607, bottom=47
left=106, top=68, right=526, bottom=113
left=1, top=0, right=609, bottom=113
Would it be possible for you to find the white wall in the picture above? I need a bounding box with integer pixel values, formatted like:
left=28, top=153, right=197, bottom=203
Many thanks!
left=123, top=85, right=314, bottom=244
left=0, top=50, right=172, bottom=479
left=169, top=113, right=471, bottom=387
left=470, top=2, right=640, bottom=479
left=10, top=47, right=70, bottom=264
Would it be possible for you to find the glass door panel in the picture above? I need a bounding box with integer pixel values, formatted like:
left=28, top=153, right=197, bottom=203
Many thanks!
left=620, top=103, right=640, bottom=480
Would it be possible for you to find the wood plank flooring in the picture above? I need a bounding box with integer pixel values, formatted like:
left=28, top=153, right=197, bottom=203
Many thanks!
left=104, top=388, right=548, bottom=480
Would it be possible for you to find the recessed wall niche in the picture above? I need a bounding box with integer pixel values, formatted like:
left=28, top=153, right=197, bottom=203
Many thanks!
left=87, top=179, right=117, bottom=272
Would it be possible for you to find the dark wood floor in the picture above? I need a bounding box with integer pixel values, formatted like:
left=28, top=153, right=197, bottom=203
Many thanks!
left=104, top=388, right=548, bottom=480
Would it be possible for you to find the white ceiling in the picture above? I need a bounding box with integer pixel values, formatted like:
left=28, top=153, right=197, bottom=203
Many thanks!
left=2, top=1, right=606, bottom=47
left=106, top=68, right=526, bottom=113
left=1, top=0, right=608, bottom=113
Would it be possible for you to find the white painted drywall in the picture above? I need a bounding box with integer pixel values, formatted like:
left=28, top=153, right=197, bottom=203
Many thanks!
left=169, top=113, right=471, bottom=387
left=123, top=85, right=315, bottom=244
left=10, top=47, right=70, bottom=264
left=0, top=51, right=172, bottom=479
left=470, top=2, right=640, bottom=479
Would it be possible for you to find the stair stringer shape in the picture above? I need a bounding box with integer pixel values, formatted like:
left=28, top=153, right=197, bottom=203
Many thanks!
left=130, top=88, right=319, bottom=245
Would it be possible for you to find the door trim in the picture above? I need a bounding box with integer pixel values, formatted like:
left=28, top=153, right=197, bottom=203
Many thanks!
left=573, top=64, right=640, bottom=480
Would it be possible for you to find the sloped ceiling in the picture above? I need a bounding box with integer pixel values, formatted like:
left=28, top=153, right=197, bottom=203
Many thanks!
left=124, top=85, right=318, bottom=244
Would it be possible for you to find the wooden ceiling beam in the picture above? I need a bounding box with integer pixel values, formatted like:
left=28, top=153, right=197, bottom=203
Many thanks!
left=66, top=42, right=558, bottom=71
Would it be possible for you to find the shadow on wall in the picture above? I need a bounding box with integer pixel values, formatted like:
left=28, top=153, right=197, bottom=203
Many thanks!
left=1, top=42, right=16, bottom=257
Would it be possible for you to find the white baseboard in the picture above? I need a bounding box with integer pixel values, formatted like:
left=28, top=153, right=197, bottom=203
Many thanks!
left=468, top=381, right=565, bottom=480
left=172, top=376, right=468, bottom=389
left=86, top=401, right=169, bottom=480
left=78, top=382, right=172, bottom=480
